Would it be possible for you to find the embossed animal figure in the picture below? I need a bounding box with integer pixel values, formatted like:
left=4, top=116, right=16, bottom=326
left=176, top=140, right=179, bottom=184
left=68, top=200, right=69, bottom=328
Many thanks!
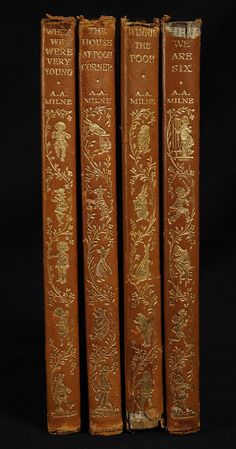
left=95, top=246, right=112, bottom=281
left=91, top=308, right=110, bottom=341
left=52, top=121, right=71, bottom=162
left=137, top=124, right=151, bottom=154
left=133, top=185, right=149, bottom=221
left=134, top=313, right=153, bottom=347
left=84, top=118, right=111, bottom=152
left=134, top=243, right=151, bottom=281
left=92, top=185, right=111, bottom=220
left=52, top=373, right=73, bottom=414
left=172, top=244, right=192, bottom=283
left=169, top=186, right=190, bottom=224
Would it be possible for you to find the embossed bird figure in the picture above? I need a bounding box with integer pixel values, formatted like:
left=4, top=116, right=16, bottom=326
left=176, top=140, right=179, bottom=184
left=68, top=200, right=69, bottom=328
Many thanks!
left=134, top=243, right=151, bottom=281
left=84, top=118, right=111, bottom=152
left=95, top=245, right=112, bottom=281
left=137, top=124, right=151, bottom=154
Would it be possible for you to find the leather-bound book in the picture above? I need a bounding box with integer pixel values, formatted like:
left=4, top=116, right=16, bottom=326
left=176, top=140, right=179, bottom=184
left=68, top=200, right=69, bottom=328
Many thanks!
left=162, top=16, right=201, bottom=434
left=121, top=17, right=164, bottom=430
left=78, top=16, right=123, bottom=436
left=41, top=15, right=80, bottom=434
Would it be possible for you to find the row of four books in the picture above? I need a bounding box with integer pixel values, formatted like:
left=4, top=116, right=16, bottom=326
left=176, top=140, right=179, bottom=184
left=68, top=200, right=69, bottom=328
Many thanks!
left=41, top=14, right=201, bottom=436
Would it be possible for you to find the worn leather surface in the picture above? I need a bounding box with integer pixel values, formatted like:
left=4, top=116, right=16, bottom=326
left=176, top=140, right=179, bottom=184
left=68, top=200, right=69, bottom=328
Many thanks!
left=121, top=18, right=163, bottom=430
left=162, top=16, right=201, bottom=434
left=41, top=16, right=80, bottom=434
left=78, top=16, right=123, bottom=436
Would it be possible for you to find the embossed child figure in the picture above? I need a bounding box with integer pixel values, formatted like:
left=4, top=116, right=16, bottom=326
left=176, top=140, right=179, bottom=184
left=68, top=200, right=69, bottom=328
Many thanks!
left=169, top=186, right=190, bottom=224
left=171, top=309, right=188, bottom=342
left=52, top=121, right=71, bottom=162
left=134, top=313, right=153, bottom=347
left=94, top=366, right=112, bottom=411
left=172, top=374, right=194, bottom=417
left=91, top=308, right=110, bottom=341
left=55, top=241, right=69, bottom=284
left=53, top=307, right=69, bottom=346
left=52, top=187, right=68, bottom=224
left=177, top=115, right=194, bottom=158
left=138, top=370, right=157, bottom=419
left=173, top=244, right=192, bottom=283
left=52, top=373, right=74, bottom=415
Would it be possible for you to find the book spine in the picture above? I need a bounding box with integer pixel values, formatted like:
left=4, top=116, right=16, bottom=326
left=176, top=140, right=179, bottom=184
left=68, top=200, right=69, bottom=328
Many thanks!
left=121, top=18, right=163, bottom=430
left=162, top=17, right=201, bottom=434
left=41, top=16, right=80, bottom=434
left=78, top=16, right=123, bottom=436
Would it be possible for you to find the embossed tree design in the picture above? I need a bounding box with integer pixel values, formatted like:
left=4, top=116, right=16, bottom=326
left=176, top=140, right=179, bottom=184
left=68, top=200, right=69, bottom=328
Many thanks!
left=166, top=106, right=197, bottom=418
left=82, top=105, right=119, bottom=417
left=45, top=108, right=77, bottom=417
left=83, top=106, right=115, bottom=306
left=128, top=108, right=161, bottom=411
left=45, top=109, right=75, bottom=308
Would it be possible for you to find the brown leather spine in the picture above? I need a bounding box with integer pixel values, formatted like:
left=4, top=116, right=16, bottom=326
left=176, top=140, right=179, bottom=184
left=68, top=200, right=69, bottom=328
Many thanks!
left=162, top=17, right=201, bottom=434
left=41, top=15, right=80, bottom=434
left=121, top=17, right=164, bottom=430
left=78, top=16, right=123, bottom=436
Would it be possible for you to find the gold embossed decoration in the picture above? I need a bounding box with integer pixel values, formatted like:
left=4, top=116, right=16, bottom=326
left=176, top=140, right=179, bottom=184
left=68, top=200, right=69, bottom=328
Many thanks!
left=82, top=105, right=120, bottom=418
left=128, top=108, right=162, bottom=422
left=45, top=108, right=77, bottom=418
left=166, top=106, right=197, bottom=419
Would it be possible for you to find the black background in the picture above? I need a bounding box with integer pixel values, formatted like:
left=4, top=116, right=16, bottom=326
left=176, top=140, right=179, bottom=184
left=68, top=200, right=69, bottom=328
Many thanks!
left=1, top=1, right=236, bottom=448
